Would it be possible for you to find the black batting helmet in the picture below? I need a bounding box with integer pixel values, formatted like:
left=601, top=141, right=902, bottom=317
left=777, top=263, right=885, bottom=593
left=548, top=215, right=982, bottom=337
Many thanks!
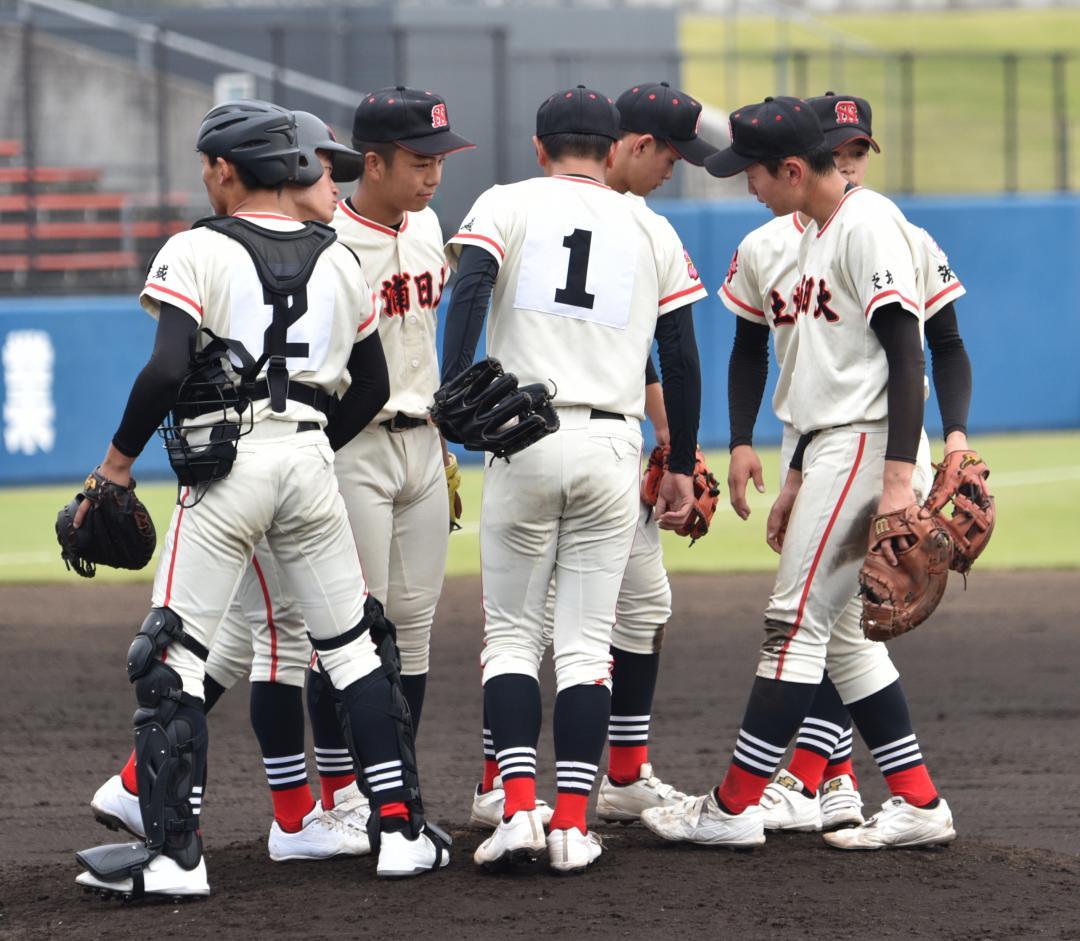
left=293, top=111, right=364, bottom=186
left=196, top=99, right=299, bottom=188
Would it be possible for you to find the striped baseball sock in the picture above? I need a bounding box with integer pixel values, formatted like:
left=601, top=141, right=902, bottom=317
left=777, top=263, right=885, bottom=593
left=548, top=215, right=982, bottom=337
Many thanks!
left=787, top=675, right=852, bottom=793
left=485, top=674, right=542, bottom=818
left=251, top=681, right=316, bottom=831
left=550, top=684, right=610, bottom=834
left=716, top=676, right=817, bottom=814
left=847, top=680, right=937, bottom=807
left=607, top=647, right=660, bottom=785
left=306, top=666, right=356, bottom=811
left=481, top=723, right=499, bottom=794
left=825, top=728, right=858, bottom=789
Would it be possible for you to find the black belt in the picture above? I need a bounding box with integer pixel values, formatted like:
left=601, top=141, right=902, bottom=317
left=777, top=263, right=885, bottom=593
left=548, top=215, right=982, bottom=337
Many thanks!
left=381, top=412, right=429, bottom=432
left=297, top=421, right=321, bottom=433
left=590, top=409, right=625, bottom=421
left=251, top=380, right=334, bottom=417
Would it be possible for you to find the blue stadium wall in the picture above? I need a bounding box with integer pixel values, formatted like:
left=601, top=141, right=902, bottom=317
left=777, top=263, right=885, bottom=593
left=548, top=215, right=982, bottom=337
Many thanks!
left=1, top=194, right=1077, bottom=485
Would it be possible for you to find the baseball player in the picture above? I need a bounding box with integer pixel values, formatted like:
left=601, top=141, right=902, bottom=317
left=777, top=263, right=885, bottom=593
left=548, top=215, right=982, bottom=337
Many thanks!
left=89, top=112, right=375, bottom=863
left=75, top=100, right=449, bottom=900
left=442, top=85, right=705, bottom=873
left=721, top=93, right=971, bottom=834
left=642, top=96, right=956, bottom=851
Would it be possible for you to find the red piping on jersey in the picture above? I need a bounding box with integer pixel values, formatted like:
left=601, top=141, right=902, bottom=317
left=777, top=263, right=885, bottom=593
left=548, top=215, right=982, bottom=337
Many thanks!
left=453, top=232, right=505, bottom=259
left=145, top=283, right=203, bottom=318
left=864, top=289, right=919, bottom=319
left=792, top=213, right=806, bottom=234
left=924, top=280, right=963, bottom=311
left=251, top=555, right=278, bottom=683
left=774, top=433, right=866, bottom=679
left=553, top=174, right=611, bottom=190
left=816, top=186, right=863, bottom=237
left=162, top=489, right=189, bottom=608
left=721, top=282, right=765, bottom=317
left=337, top=200, right=408, bottom=237
left=660, top=283, right=705, bottom=308
left=357, top=291, right=378, bottom=334
left=234, top=212, right=297, bottom=222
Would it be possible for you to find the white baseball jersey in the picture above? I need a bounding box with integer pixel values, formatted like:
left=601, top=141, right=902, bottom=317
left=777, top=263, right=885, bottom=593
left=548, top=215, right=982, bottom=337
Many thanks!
left=142, top=211, right=379, bottom=426
left=445, top=174, right=707, bottom=419
left=789, top=187, right=926, bottom=434
left=332, top=201, right=449, bottom=422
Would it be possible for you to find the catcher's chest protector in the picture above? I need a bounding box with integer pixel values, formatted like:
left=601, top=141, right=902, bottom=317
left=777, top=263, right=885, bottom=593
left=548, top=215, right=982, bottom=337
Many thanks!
left=193, top=216, right=338, bottom=411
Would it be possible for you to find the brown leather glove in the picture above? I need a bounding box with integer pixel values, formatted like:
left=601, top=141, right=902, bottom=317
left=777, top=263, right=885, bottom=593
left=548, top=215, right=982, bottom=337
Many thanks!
left=923, top=450, right=995, bottom=575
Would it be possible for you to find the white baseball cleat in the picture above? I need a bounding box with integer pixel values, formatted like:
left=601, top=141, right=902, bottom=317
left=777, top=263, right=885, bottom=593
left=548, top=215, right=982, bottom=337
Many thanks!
left=376, top=825, right=451, bottom=878
left=76, top=854, right=209, bottom=899
left=641, top=792, right=766, bottom=848
left=547, top=827, right=602, bottom=875
left=823, top=796, right=956, bottom=850
left=473, top=808, right=547, bottom=869
left=759, top=769, right=822, bottom=832
left=596, top=762, right=689, bottom=823
left=469, top=776, right=553, bottom=829
left=819, top=774, right=865, bottom=831
left=268, top=801, right=371, bottom=861
left=323, top=780, right=372, bottom=835
left=91, top=774, right=145, bottom=839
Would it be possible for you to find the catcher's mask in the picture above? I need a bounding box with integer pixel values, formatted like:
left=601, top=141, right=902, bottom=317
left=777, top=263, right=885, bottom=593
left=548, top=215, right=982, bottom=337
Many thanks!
left=158, top=347, right=253, bottom=507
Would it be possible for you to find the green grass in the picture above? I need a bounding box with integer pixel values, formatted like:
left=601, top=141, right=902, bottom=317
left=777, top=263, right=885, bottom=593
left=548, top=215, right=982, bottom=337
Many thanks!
left=3, top=430, right=1077, bottom=584
left=680, top=9, right=1080, bottom=193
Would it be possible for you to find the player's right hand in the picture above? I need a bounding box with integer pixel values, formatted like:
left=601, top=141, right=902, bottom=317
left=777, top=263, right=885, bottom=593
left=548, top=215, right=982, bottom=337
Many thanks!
left=727, top=444, right=765, bottom=520
left=655, top=471, right=694, bottom=531
left=766, top=468, right=801, bottom=553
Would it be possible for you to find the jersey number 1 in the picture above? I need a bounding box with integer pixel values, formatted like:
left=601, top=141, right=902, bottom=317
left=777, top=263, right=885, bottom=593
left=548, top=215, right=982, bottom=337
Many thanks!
left=554, top=229, right=595, bottom=310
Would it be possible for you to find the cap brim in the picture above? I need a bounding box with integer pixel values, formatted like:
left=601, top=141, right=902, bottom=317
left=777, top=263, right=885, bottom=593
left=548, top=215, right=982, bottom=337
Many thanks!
left=823, top=127, right=881, bottom=153
left=668, top=134, right=720, bottom=167
left=704, top=146, right=756, bottom=178
left=316, top=140, right=364, bottom=182
left=396, top=129, right=476, bottom=157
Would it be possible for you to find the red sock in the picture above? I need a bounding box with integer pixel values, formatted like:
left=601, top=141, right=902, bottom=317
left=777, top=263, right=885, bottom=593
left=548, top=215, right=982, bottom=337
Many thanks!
left=320, top=774, right=355, bottom=811
left=272, top=785, right=316, bottom=833
left=379, top=801, right=410, bottom=821
left=607, top=745, right=648, bottom=785
left=717, top=764, right=770, bottom=815
left=885, top=766, right=937, bottom=807
left=787, top=747, right=830, bottom=793
left=120, top=751, right=138, bottom=795
left=481, top=760, right=499, bottom=794
left=825, top=757, right=857, bottom=790
left=502, top=777, right=536, bottom=818
left=548, top=792, right=588, bottom=834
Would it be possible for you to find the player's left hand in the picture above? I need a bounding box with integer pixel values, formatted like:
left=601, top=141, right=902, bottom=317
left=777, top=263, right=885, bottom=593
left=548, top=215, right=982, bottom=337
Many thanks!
left=727, top=444, right=765, bottom=520
left=655, top=471, right=694, bottom=530
left=875, top=485, right=918, bottom=566
left=445, top=452, right=463, bottom=533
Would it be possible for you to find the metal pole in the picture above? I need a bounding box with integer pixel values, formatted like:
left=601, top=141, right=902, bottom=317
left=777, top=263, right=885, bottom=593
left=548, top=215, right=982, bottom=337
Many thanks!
left=774, top=48, right=787, bottom=97
left=491, top=27, right=509, bottom=185
left=20, top=7, right=37, bottom=283
left=155, top=32, right=169, bottom=235
left=900, top=52, right=915, bottom=194
left=1003, top=53, right=1018, bottom=193
left=726, top=0, right=738, bottom=109
left=270, top=25, right=285, bottom=105
left=794, top=50, right=808, bottom=98
left=1052, top=53, right=1069, bottom=192
left=393, top=27, right=407, bottom=87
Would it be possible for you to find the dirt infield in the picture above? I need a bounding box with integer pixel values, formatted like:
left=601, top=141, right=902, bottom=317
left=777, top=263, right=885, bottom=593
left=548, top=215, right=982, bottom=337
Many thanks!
left=1, top=572, right=1077, bottom=940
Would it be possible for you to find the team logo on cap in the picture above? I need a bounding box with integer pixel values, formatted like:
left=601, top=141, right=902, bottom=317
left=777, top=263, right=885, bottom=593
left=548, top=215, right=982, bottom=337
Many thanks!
left=431, top=103, right=448, bottom=129
left=834, top=100, right=859, bottom=125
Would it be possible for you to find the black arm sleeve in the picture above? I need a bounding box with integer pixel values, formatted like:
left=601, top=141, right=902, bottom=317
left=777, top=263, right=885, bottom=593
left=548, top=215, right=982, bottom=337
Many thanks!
left=645, top=354, right=659, bottom=387
left=441, top=245, right=499, bottom=383
left=869, top=302, right=925, bottom=464
left=326, top=331, right=391, bottom=452
left=654, top=305, right=702, bottom=475
left=727, top=316, right=771, bottom=450
left=924, top=302, right=972, bottom=438
left=111, top=303, right=196, bottom=458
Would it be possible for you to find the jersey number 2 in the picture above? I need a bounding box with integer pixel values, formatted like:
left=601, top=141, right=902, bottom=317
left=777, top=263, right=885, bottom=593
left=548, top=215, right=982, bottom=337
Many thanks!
left=554, top=228, right=595, bottom=310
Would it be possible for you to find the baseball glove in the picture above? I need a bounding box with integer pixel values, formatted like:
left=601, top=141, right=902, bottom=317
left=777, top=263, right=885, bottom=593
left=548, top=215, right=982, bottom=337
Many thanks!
left=430, top=357, right=559, bottom=461
left=445, top=452, right=463, bottom=533
left=922, top=450, right=995, bottom=575
left=55, top=469, right=157, bottom=578
left=641, top=444, right=720, bottom=545
left=858, top=504, right=953, bottom=641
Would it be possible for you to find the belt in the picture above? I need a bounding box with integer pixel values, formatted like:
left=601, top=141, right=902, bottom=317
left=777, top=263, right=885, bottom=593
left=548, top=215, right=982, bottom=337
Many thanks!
left=381, top=412, right=429, bottom=432
left=251, top=380, right=334, bottom=417
left=297, top=421, right=321, bottom=433
left=590, top=409, right=625, bottom=421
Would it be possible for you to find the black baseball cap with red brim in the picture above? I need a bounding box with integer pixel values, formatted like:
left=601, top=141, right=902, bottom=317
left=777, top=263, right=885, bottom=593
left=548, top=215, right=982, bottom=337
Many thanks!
left=352, top=86, right=475, bottom=156
left=808, top=92, right=881, bottom=153
left=616, top=82, right=718, bottom=166
left=705, top=96, right=824, bottom=178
